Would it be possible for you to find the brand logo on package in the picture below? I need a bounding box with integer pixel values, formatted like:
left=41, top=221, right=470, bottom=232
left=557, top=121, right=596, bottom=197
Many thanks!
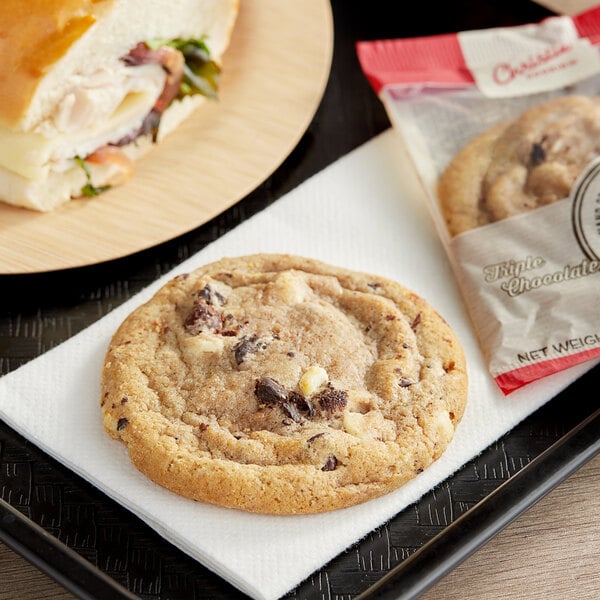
left=458, top=17, right=600, bottom=98
left=491, top=44, right=573, bottom=86
left=571, top=159, right=600, bottom=261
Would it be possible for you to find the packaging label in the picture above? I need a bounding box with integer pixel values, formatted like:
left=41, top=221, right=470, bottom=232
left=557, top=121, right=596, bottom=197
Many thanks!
left=458, top=16, right=600, bottom=97
left=450, top=160, right=600, bottom=386
left=572, top=158, right=600, bottom=261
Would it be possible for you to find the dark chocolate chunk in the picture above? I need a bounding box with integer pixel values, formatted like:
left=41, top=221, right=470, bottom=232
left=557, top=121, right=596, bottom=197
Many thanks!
left=281, top=401, right=303, bottom=423
left=411, top=312, right=422, bottom=330
left=307, top=432, right=325, bottom=444
left=529, top=142, right=546, bottom=167
left=254, top=377, right=288, bottom=404
left=316, top=386, right=348, bottom=412
left=233, top=335, right=268, bottom=365
left=289, top=391, right=315, bottom=417
left=198, top=284, right=227, bottom=306
left=197, top=285, right=213, bottom=303
left=288, top=391, right=314, bottom=421
left=321, top=455, right=338, bottom=471
left=398, top=378, right=414, bottom=387
left=116, top=418, right=129, bottom=431
left=184, top=299, right=223, bottom=334
left=254, top=378, right=319, bottom=423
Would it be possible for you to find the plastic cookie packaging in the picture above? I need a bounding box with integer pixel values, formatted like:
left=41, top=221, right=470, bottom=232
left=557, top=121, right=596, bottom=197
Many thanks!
left=358, top=5, right=600, bottom=394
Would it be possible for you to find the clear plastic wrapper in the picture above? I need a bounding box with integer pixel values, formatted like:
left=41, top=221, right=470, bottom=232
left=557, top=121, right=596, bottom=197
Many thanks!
left=358, top=6, right=600, bottom=393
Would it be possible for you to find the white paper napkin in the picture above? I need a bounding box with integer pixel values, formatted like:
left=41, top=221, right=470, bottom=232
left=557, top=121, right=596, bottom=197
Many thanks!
left=0, top=129, right=596, bottom=600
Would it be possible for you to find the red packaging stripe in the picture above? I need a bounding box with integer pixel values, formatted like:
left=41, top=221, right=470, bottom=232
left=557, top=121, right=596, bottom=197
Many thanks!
left=357, top=5, right=600, bottom=95
left=356, top=34, right=474, bottom=94
left=495, top=347, right=600, bottom=395
left=572, top=4, right=600, bottom=45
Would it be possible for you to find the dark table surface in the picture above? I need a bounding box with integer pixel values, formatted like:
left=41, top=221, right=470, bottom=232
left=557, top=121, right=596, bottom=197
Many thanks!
left=1, top=1, right=599, bottom=599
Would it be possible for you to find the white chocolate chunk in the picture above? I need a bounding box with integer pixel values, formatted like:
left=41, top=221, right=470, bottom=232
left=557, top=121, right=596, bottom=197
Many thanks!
left=269, top=271, right=312, bottom=304
left=182, top=333, right=224, bottom=354
left=102, top=411, right=121, bottom=433
left=434, top=410, right=455, bottom=445
left=299, top=365, right=329, bottom=396
left=343, top=411, right=396, bottom=441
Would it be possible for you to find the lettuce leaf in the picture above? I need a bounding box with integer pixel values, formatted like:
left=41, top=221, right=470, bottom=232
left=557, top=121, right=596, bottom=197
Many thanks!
left=148, top=37, right=221, bottom=99
left=74, top=156, right=111, bottom=197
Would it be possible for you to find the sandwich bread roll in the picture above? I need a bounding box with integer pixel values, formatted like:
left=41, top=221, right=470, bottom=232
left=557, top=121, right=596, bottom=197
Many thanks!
left=0, top=0, right=239, bottom=211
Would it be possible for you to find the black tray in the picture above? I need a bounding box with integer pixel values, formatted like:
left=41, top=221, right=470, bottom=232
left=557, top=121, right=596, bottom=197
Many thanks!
left=1, top=1, right=599, bottom=599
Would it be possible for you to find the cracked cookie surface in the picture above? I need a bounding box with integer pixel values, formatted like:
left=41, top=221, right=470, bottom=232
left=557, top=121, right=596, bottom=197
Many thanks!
left=438, top=95, right=600, bottom=236
left=101, top=254, right=468, bottom=514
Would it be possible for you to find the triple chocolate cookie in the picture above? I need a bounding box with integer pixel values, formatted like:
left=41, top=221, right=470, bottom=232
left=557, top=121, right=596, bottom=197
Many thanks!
left=101, top=254, right=468, bottom=514
left=438, top=95, right=600, bottom=236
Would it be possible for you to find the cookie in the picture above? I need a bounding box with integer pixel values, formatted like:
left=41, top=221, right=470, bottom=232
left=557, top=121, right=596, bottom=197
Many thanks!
left=101, top=254, right=467, bottom=514
left=438, top=95, right=600, bottom=236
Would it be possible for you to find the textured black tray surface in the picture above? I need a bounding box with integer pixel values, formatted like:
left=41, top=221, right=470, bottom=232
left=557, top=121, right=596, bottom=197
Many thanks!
left=3, top=1, right=598, bottom=599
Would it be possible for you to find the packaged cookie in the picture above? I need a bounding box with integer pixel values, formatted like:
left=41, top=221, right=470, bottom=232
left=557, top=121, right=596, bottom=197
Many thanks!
left=358, top=5, right=600, bottom=394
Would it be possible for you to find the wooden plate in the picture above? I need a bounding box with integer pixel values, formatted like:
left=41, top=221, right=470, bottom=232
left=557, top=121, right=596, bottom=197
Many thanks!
left=0, top=0, right=333, bottom=274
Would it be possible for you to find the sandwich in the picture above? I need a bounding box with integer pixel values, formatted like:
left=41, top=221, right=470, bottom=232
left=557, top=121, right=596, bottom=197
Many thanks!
left=0, top=0, right=239, bottom=212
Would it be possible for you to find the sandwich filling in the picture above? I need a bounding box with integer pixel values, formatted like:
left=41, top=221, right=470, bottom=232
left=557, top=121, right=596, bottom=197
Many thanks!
left=0, top=37, right=221, bottom=209
left=77, top=38, right=221, bottom=196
